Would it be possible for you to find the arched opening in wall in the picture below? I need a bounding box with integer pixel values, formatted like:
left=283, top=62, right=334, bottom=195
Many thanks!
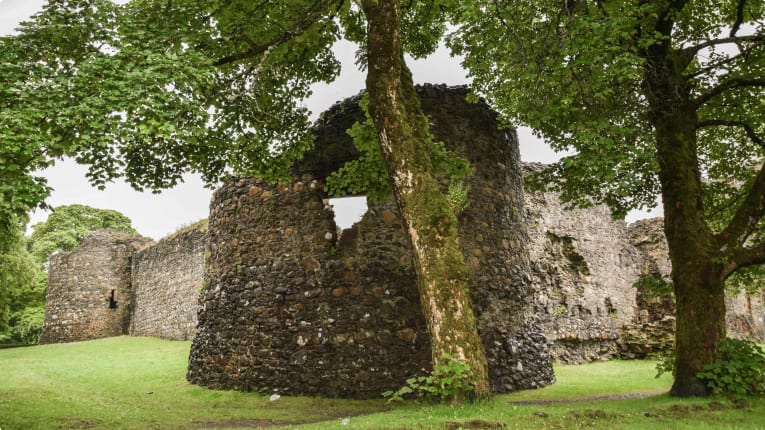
left=328, top=196, right=368, bottom=230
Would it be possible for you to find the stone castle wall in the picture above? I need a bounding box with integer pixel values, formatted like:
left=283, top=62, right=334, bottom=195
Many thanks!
left=523, top=163, right=643, bottom=362
left=186, top=85, right=555, bottom=398
left=627, top=218, right=765, bottom=346
left=40, top=225, right=206, bottom=344
left=129, top=221, right=207, bottom=340
left=525, top=191, right=765, bottom=363
left=40, top=230, right=154, bottom=344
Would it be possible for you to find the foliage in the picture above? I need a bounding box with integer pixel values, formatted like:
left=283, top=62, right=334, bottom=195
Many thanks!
left=451, top=1, right=764, bottom=220
left=1, top=0, right=343, bottom=223
left=725, top=265, right=765, bottom=296
left=634, top=275, right=674, bottom=299
left=163, top=218, right=209, bottom=242
left=446, top=181, right=469, bottom=215
left=698, top=339, right=765, bottom=396
left=0, top=217, right=39, bottom=333
left=3, top=0, right=468, bottom=218
left=383, top=354, right=477, bottom=403
left=0, top=305, right=45, bottom=345
left=28, top=204, right=136, bottom=264
left=656, top=349, right=676, bottom=379
left=325, top=94, right=470, bottom=205
left=324, top=95, right=393, bottom=203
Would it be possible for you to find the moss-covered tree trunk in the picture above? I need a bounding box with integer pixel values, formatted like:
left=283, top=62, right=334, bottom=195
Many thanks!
left=360, top=0, right=490, bottom=399
left=645, top=46, right=727, bottom=397
left=671, top=265, right=726, bottom=396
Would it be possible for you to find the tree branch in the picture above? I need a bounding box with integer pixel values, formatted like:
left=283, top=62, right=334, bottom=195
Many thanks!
left=730, top=0, right=746, bottom=38
left=694, top=78, right=765, bottom=107
left=716, top=163, right=765, bottom=253
left=681, top=34, right=764, bottom=58
left=683, top=48, right=748, bottom=80
left=724, top=241, right=765, bottom=279
left=213, top=0, right=340, bottom=66
left=697, top=119, right=765, bottom=150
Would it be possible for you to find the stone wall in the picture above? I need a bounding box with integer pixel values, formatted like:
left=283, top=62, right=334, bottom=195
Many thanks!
left=187, top=85, right=555, bottom=399
left=627, top=218, right=765, bottom=345
left=129, top=221, right=207, bottom=340
left=523, top=163, right=643, bottom=363
left=40, top=230, right=154, bottom=344
left=526, top=187, right=765, bottom=363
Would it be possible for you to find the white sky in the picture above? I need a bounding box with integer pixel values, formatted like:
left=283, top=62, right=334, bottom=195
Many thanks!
left=1, top=0, right=654, bottom=239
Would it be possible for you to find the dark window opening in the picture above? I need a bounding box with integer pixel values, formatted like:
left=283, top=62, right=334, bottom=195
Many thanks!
left=108, top=289, right=118, bottom=309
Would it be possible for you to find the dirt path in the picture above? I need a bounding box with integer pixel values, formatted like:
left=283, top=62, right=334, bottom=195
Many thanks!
left=508, top=390, right=667, bottom=406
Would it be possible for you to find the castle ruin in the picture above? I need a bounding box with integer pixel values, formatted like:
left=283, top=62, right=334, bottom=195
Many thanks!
left=40, top=85, right=765, bottom=398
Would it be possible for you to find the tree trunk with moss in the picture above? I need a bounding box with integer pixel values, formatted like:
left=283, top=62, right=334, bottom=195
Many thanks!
left=360, top=0, right=490, bottom=399
left=645, top=45, right=727, bottom=397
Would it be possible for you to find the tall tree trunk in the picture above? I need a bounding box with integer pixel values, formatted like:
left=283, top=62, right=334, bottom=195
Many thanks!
left=361, top=0, right=490, bottom=399
left=671, top=266, right=726, bottom=396
left=645, top=47, right=726, bottom=397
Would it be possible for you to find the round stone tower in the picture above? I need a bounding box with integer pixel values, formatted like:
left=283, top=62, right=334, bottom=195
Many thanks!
left=186, top=84, right=554, bottom=398
left=40, top=230, right=153, bottom=344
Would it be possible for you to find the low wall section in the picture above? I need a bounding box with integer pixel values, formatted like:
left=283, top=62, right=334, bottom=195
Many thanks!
left=129, top=221, right=207, bottom=340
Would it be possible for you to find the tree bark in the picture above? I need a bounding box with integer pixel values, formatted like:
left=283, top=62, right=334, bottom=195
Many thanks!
left=361, top=0, right=490, bottom=400
left=671, top=267, right=726, bottom=396
left=645, top=44, right=726, bottom=397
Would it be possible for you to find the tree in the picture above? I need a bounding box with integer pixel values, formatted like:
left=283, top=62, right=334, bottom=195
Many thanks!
left=451, top=0, right=764, bottom=396
left=0, top=216, right=39, bottom=340
left=4, top=0, right=490, bottom=398
left=28, top=204, right=136, bottom=265
left=360, top=0, right=489, bottom=398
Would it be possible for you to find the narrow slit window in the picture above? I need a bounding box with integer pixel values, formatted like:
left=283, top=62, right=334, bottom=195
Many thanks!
left=108, top=289, right=118, bottom=309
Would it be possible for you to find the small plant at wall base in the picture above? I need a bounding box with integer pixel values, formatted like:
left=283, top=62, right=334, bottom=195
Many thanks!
left=383, top=353, right=477, bottom=403
left=697, top=339, right=765, bottom=396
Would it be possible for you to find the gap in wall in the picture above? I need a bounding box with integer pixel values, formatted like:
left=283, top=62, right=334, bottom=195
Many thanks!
left=328, top=196, right=368, bottom=230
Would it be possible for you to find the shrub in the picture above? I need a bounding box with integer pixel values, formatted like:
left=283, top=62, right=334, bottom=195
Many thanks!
left=698, top=339, right=765, bottom=396
left=383, top=353, right=476, bottom=403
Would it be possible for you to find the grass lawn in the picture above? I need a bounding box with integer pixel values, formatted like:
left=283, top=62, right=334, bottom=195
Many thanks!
left=0, top=336, right=762, bottom=429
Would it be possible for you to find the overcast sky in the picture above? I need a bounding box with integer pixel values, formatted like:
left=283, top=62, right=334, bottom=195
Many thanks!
left=1, top=0, right=653, bottom=239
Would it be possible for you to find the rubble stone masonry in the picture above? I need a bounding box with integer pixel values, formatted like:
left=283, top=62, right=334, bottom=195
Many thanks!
left=40, top=230, right=153, bottom=344
left=129, top=221, right=207, bottom=340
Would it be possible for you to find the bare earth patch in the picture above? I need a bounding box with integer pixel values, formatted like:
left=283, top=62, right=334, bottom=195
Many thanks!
left=195, top=419, right=283, bottom=428
left=508, top=391, right=665, bottom=406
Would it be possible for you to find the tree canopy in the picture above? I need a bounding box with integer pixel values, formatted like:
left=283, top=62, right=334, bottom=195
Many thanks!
left=2, top=0, right=499, bottom=399
left=452, top=0, right=763, bottom=219
left=1, top=0, right=342, bottom=225
left=28, top=204, right=136, bottom=264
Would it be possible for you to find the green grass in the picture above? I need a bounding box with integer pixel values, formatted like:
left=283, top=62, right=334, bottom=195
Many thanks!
left=0, top=337, right=763, bottom=430
left=0, top=337, right=382, bottom=429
